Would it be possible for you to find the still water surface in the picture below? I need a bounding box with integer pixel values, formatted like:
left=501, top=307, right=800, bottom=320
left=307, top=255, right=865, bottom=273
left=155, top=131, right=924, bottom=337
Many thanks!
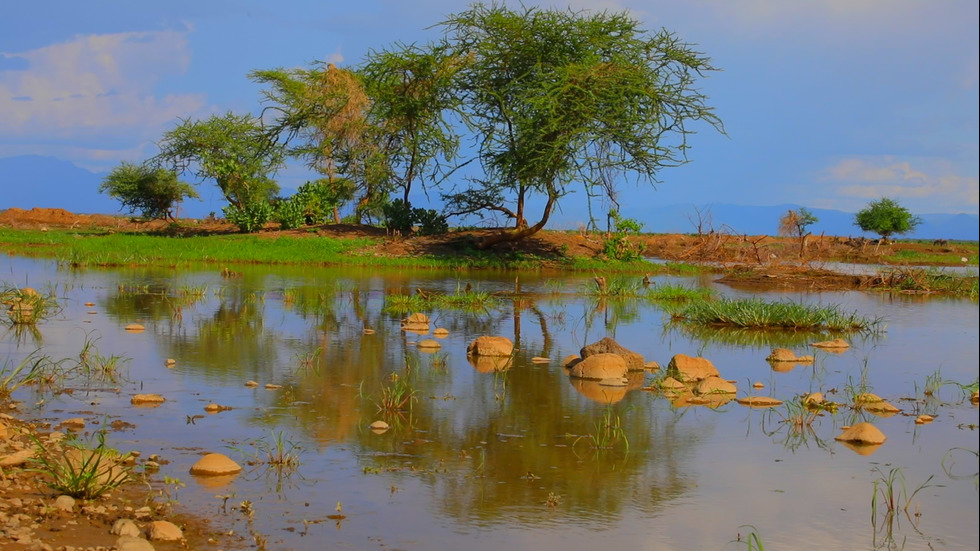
left=2, top=254, right=977, bottom=550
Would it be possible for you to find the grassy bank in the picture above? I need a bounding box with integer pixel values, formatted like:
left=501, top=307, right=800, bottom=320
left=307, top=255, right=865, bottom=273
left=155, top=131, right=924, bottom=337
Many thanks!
left=0, top=227, right=689, bottom=274
left=667, top=297, right=882, bottom=331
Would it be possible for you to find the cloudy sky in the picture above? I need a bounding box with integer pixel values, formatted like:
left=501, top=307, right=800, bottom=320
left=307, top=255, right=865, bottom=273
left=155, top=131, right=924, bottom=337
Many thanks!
left=1, top=0, right=977, bottom=217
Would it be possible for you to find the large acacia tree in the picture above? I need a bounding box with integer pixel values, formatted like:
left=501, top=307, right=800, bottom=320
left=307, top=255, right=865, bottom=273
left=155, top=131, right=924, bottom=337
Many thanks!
left=439, top=4, right=724, bottom=247
left=156, top=111, right=284, bottom=211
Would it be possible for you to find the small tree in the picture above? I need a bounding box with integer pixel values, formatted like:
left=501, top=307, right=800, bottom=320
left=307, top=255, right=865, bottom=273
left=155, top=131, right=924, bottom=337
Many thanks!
left=778, top=207, right=818, bottom=238
left=854, top=198, right=921, bottom=243
left=99, top=162, right=199, bottom=221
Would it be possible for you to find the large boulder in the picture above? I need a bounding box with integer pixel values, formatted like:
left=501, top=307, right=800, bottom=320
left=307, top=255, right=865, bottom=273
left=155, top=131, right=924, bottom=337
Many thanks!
left=666, top=354, right=720, bottom=382
left=568, top=353, right=628, bottom=380
left=467, top=336, right=514, bottom=357
left=580, top=337, right=645, bottom=371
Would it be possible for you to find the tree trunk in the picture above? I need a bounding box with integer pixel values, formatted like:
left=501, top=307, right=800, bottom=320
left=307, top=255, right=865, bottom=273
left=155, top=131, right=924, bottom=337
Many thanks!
left=477, top=192, right=557, bottom=249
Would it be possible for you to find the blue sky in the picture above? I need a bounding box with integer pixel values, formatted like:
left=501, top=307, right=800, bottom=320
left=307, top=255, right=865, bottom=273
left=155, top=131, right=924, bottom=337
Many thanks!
left=1, top=0, right=977, bottom=221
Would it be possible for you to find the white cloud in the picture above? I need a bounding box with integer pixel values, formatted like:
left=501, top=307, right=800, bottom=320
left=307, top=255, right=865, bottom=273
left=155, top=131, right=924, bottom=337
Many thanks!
left=820, top=156, right=979, bottom=213
left=0, top=30, right=205, bottom=138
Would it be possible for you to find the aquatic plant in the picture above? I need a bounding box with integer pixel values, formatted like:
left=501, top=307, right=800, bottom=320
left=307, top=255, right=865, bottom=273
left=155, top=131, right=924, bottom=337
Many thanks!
left=384, top=288, right=498, bottom=313
left=587, top=275, right=644, bottom=297
left=644, top=283, right=716, bottom=303
left=0, top=351, right=59, bottom=397
left=574, top=407, right=630, bottom=454
left=29, top=429, right=133, bottom=499
left=871, top=466, right=934, bottom=531
left=1, top=284, right=60, bottom=325
left=728, top=525, right=766, bottom=550
left=376, top=373, right=418, bottom=414
left=669, top=297, right=880, bottom=331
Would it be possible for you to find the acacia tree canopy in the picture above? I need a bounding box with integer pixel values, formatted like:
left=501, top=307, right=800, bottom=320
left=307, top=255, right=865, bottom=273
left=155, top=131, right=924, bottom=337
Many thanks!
left=854, top=197, right=921, bottom=241
left=438, top=3, right=724, bottom=247
left=99, top=162, right=199, bottom=221
left=155, top=112, right=283, bottom=211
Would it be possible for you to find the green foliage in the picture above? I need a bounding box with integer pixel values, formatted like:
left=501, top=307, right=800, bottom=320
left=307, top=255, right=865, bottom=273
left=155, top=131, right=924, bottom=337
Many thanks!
left=156, top=112, right=283, bottom=210
left=778, top=207, right=818, bottom=237
left=272, top=196, right=306, bottom=230
left=99, top=162, right=199, bottom=221
left=376, top=372, right=418, bottom=414
left=602, top=210, right=645, bottom=261
left=439, top=4, right=723, bottom=246
left=223, top=200, right=273, bottom=233
left=0, top=351, right=58, bottom=397
left=292, top=179, right=353, bottom=225
left=29, top=430, right=133, bottom=499
left=670, top=297, right=880, bottom=331
left=382, top=199, right=448, bottom=236
left=854, top=197, right=922, bottom=240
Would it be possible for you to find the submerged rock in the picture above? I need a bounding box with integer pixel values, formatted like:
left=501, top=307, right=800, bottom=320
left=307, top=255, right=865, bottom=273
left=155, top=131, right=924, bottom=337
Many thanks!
left=834, top=422, right=886, bottom=445
left=667, top=354, right=720, bottom=382
left=696, top=377, right=736, bottom=395
left=810, top=338, right=850, bottom=349
left=568, top=353, right=628, bottom=381
left=580, top=337, right=645, bottom=371
left=417, top=339, right=441, bottom=349
left=467, top=336, right=514, bottom=357
left=736, top=396, right=783, bottom=408
left=124, top=323, right=145, bottom=332
left=131, top=394, right=165, bottom=405
left=189, top=453, right=242, bottom=476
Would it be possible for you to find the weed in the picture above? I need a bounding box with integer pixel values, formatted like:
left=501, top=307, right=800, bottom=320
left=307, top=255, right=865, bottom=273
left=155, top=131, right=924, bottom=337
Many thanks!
left=644, top=284, right=716, bottom=303
left=871, top=466, right=934, bottom=529
left=0, top=351, right=59, bottom=398
left=76, top=334, right=130, bottom=383
left=376, top=373, right=418, bottom=415
left=1, top=284, right=60, bottom=325
left=574, top=407, right=630, bottom=454
left=729, top=525, right=765, bottom=550
left=29, top=429, right=133, bottom=499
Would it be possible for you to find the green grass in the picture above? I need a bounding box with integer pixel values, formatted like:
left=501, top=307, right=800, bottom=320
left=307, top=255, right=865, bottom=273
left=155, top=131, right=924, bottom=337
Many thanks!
left=645, top=284, right=717, bottom=302
left=29, top=429, right=133, bottom=499
left=1, top=284, right=61, bottom=325
left=669, top=297, right=881, bottom=331
left=0, top=351, right=60, bottom=397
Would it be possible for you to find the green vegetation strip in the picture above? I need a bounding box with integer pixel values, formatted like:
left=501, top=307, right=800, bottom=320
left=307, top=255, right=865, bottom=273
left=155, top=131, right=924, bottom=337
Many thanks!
left=670, top=297, right=880, bottom=331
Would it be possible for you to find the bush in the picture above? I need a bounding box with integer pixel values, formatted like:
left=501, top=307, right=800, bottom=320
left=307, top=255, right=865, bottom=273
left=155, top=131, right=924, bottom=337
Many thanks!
left=273, top=197, right=306, bottom=230
left=382, top=200, right=449, bottom=236
left=602, top=210, right=644, bottom=261
left=99, top=162, right=199, bottom=221
left=223, top=201, right=273, bottom=233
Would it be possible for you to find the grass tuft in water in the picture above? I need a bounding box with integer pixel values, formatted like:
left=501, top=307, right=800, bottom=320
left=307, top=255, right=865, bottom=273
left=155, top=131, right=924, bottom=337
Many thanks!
left=669, top=297, right=881, bottom=331
left=29, top=429, right=133, bottom=499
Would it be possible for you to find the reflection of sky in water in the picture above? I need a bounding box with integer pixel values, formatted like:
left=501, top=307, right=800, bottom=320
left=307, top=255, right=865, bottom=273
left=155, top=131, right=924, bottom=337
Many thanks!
left=1, top=254, right=977, bottom=551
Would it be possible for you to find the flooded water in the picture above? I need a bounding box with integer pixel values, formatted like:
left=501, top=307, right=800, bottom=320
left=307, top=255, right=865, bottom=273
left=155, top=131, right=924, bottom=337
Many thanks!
left=2, top=254, right=977, bottom=550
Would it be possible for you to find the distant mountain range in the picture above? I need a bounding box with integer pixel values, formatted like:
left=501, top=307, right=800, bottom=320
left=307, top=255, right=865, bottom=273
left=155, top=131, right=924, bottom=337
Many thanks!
left=2, top=155, right=977, bottom=241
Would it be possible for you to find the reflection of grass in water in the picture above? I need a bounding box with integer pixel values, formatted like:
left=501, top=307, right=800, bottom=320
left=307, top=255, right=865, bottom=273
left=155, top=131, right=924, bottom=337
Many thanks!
left=871, top=466, right=935, bottom=548
left=384, top=290, right=498, bottom=314
left=667, top=322, right=835, bottom=349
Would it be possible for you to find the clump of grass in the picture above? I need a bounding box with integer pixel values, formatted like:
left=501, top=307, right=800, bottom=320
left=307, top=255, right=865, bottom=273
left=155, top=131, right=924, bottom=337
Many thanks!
left=0, top=351, right=60, bottom=397
left=375, top=373, right=418, bottom=414
left=645, top=284, right=716, bottom=303
left=871, top=466, right=934, bottom=530
left=249, top=430, right=302, bottom=469
left=29, top=429, right=133, bottom=499
left=870, top=267, right=978, bottom=297
left=1, top=284, right=60, bottom=325
left=574, top=407, right=630, bottom=454
left=75, top=335, right=130, bottom=383
left=587, top=275, right=644, bottom=297
left=669, top=298, right=880, bottom=331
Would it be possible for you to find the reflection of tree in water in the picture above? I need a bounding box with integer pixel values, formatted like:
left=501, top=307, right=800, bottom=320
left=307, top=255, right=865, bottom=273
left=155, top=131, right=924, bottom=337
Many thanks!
left=207, top=284, right=700, bottom=527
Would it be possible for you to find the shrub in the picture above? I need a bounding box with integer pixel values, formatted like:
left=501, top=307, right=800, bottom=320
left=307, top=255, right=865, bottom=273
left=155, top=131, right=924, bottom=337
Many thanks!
left=223, top=201, right=273, bottom=233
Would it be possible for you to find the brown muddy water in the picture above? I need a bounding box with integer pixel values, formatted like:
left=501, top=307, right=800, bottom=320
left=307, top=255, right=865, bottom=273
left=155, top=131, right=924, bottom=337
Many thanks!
left=2, top=254, right=977, bottom=550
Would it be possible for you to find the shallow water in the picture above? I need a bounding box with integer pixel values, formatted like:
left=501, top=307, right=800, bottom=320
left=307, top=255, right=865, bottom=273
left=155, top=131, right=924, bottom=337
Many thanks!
left=2, top=254, right=977, bottom=551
